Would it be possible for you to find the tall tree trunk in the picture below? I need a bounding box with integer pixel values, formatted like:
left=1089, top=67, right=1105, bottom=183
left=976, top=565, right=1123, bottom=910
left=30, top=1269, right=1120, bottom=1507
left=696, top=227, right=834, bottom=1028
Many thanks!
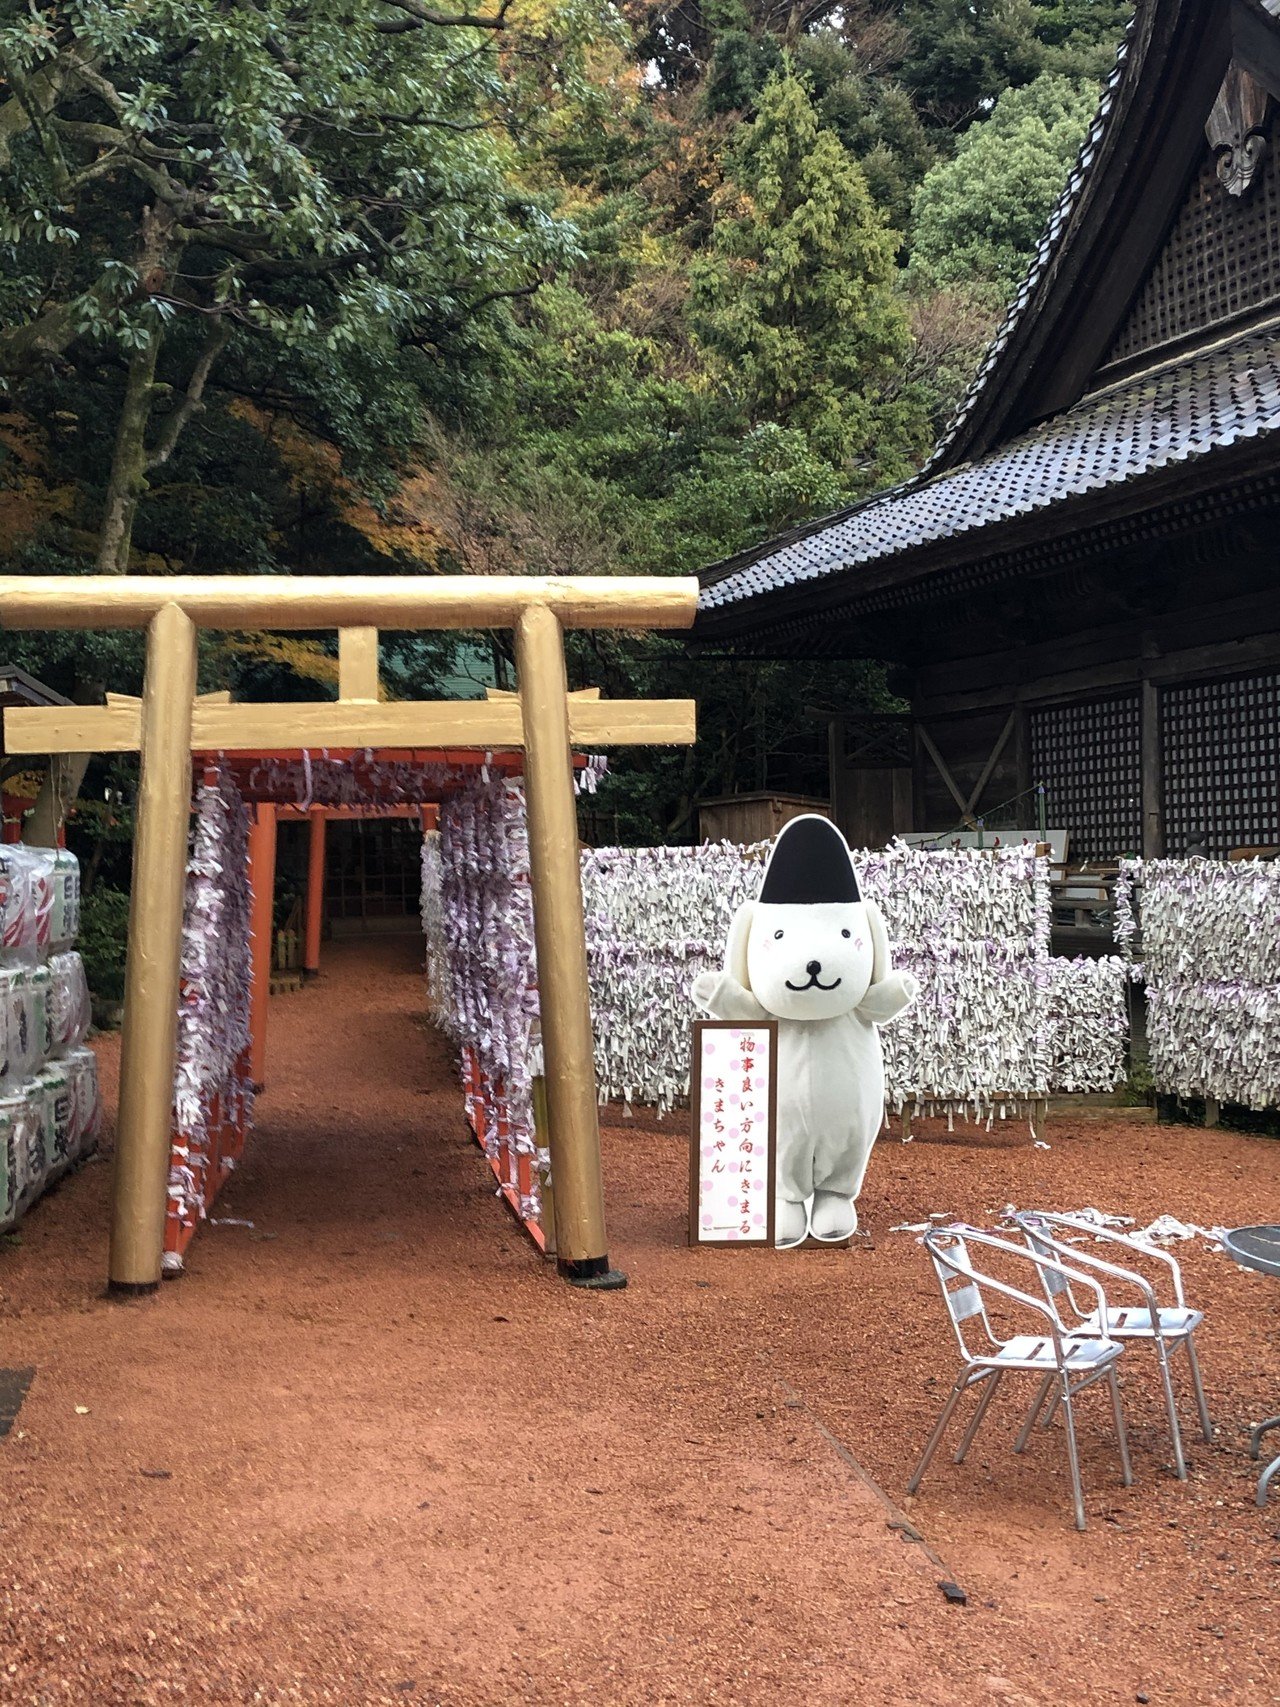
left=96, top=326, right=162, bottom=573
left=30, top=206, right=182, bottom=843
left=25, top=752, right=92, bottom=847
left=95, top=199, right=176, bottom=575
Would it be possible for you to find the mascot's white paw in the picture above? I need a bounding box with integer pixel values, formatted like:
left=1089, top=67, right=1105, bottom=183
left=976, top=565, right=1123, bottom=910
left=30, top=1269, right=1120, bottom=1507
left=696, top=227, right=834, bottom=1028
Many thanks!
left=810, top=1190, right=858, bottom=1242
left=775, top=1199, right=808, bottom=1248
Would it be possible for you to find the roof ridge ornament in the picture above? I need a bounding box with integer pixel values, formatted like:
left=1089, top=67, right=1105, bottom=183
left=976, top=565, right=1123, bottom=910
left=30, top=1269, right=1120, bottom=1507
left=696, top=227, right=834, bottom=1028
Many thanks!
left=1207, top=61, right=1272, bottom=194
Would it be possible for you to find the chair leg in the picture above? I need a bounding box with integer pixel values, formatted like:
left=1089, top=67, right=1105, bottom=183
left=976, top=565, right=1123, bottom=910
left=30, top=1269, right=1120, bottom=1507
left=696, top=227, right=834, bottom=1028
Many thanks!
left=1154, top=1338, right=1188, bottom=1481
left=1059, top=1375, right=1087, bottom=1531
left=1014, top=1372, right=1055, bottom=1455
left=1257, top=1453, right=1280, bottom=1507
left=1108, top=1366, right=1134, bottom=1488
left=1040, top=1386, right=1061, bottom=1432
left=1248, top=1414, right=1280, bottom=1462
left=1184, top=1335, right=1213, bottom=1444
left=908, top=1373, right=970, bottom=1495
left=954, top=1370, right=1002, bottom=1464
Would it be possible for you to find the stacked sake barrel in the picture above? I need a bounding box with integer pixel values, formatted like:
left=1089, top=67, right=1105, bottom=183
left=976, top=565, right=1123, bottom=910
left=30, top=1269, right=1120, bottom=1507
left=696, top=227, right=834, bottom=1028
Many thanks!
left=0, top=845, right=100, bottom=1232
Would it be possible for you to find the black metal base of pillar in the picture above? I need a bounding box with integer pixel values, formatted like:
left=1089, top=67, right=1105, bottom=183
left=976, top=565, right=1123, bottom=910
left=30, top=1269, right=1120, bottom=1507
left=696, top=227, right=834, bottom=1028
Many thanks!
left=558, top=1255, right=628, bottom=1290
left=106, top=1278, right=160, bottom=1299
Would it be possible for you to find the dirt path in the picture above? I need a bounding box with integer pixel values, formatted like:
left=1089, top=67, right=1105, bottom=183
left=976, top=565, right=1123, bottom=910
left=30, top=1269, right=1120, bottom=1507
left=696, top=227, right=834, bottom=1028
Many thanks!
left=2, top=936, right=1279, bottom=1705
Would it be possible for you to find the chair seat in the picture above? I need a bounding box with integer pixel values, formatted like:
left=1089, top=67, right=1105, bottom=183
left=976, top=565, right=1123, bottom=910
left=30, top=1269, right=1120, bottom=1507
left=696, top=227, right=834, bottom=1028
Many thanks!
left=978, top=1335, right=1120, bottom=1373
left=1077, top=1305, right=1202, bottom=1339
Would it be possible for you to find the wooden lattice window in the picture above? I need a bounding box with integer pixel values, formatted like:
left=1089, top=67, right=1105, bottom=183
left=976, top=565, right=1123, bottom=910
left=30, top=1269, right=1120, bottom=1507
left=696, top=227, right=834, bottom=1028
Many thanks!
left=1161, top=671, right=1280, bottom=858
left=1030, top=695, right=1142, bottom=861
left=1104, top=131, right=1280, bottom=367
left=324, top=820, right=422, bottom=920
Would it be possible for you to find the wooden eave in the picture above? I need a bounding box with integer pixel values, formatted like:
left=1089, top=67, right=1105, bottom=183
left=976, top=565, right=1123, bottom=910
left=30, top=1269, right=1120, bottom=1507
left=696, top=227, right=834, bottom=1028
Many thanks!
left=696, top=433, right=1280, bottom=656
left=939, top=0, right=1280, bottom=467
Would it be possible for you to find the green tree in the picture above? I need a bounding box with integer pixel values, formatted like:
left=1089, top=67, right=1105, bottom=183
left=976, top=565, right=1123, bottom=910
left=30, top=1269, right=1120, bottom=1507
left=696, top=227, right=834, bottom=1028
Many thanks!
left=1032, top=0, right=1130, bottom=79
left=909, top=71, right=1099, bottom=297
left=793, top=32, right=936, bottom=233
left=0, top=0, right=577, bottom=575
left=691, top=66, right=925, bottom=478
left=702, top=26, right=781, bottom=114
left=896, top=0, right=1043, bottom=130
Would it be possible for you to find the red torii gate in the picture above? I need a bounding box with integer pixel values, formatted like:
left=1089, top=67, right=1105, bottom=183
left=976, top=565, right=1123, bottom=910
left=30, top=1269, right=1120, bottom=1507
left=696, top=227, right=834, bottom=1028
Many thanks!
left=164, top=745, right=533, bottom=1270
left=216, top=746, right=527, bottom=1087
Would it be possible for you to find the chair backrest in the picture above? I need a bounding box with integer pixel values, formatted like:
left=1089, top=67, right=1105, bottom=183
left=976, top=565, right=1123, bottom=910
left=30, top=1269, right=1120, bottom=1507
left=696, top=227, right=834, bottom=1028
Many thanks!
left=924, top=1231, right=990, bottom=1361
left=1017, top=1210, right=1182, bottom=1310
left=924, top=1225, right=1108, bottom=1362
left=1020, top=1217, right=1096, bottom=1319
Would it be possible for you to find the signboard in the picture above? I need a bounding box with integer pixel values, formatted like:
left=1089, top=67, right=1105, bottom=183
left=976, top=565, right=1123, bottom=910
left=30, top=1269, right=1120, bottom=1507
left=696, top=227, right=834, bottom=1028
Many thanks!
left=689, top=1020, right=778, bottom=1245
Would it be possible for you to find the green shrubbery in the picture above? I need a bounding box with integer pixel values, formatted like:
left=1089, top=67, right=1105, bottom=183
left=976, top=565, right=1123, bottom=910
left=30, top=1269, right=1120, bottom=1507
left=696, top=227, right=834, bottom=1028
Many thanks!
left=78, top=885, right=130, bottom=1008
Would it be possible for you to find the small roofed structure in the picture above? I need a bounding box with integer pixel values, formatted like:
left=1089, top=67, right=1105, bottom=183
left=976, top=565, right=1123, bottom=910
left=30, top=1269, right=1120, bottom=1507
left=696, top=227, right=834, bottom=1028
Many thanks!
left=696, top=0, right=1280, bottom=865
left=0, top=664, right=73, bottom=712
left=0, top=664, right=73, bottom=842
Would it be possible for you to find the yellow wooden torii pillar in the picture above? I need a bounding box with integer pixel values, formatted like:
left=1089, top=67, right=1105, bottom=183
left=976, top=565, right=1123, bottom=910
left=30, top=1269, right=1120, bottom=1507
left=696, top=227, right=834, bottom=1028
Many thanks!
left=0, top=575, right=698, bottom=1293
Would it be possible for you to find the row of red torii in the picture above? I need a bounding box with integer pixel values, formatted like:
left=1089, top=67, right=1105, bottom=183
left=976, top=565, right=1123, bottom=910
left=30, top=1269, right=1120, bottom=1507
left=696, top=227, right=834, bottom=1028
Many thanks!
left=0, top=575, right=698, bottom=1291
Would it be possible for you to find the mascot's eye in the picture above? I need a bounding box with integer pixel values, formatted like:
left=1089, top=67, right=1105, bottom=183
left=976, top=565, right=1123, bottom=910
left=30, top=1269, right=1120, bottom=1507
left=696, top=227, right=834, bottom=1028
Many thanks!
left=773, top=929, right=784, bottom=940
left=841, top=928, right=852, bottom=938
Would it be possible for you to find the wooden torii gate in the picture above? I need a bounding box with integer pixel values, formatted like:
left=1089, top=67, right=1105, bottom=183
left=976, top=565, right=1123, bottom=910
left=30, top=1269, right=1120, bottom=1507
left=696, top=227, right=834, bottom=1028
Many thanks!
left=0, top=575, right=698, bottom=1293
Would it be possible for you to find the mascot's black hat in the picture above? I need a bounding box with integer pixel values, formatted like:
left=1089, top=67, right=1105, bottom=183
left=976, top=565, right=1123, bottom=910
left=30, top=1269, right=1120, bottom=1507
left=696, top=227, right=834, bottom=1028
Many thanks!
left=759, top=815, right=861, bottom=906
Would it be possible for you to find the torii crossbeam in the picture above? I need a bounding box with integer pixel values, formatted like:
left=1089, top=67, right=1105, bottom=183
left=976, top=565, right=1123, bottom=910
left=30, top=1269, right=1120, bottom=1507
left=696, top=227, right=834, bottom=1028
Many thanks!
left=0, top=575, right=698, bottom=1293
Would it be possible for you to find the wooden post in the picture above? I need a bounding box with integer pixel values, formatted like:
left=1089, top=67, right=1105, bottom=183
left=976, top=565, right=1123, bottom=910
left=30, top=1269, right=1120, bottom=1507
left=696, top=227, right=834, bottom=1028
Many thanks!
left=109, top=603, right=198, bottom=1294
left=1141, top=671, right=1165, bottom=858
left=910, top=714, right=928, bottom=832
left=247, top=804, right=277, bottom=1088
left=339, top=626, right=379, bottom=701
left=1014, top=702, right=1031, bottom=808
left=827, top=718, right=845, bottom=838
left=304, top=807, right=326, bottom=975
left=514, top=603, right=621, bottom=1288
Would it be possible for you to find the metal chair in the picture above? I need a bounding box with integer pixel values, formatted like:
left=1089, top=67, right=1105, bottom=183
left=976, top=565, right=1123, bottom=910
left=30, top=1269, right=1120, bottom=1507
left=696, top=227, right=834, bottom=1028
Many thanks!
left=1013, top=1210, right=1212, bottom=1481
left=909, top=1225, right=1132, bottom=1531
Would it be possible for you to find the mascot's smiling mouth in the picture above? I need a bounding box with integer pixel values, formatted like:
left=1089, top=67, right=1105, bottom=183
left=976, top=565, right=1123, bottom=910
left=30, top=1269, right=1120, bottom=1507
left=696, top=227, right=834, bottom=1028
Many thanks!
left=785, top=972, right=842, bottom=992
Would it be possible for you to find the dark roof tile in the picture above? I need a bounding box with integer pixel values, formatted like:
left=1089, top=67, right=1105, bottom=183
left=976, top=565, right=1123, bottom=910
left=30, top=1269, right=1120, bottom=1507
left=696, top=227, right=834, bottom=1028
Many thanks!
left=700, top=326, right=1280, bottom=612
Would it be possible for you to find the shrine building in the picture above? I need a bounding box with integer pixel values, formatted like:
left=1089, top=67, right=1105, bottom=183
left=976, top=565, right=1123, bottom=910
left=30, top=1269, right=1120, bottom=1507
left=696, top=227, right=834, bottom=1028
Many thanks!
left=695, top=0, right=1280, bottom=867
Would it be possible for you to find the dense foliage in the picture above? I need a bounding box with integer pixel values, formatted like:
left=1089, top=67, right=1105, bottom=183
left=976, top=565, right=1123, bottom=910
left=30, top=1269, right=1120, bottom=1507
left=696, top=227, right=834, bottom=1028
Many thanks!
left=0, top=0, right=1126, bottom=849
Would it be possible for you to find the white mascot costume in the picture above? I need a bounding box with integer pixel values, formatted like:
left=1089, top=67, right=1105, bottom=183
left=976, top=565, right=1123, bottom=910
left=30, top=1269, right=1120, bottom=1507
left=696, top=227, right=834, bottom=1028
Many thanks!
left=692, top=816, right=918, bottom=1248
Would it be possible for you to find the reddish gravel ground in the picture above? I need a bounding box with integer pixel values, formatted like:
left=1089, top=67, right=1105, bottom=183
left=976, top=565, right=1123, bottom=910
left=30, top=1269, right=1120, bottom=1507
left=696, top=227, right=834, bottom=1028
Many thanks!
left=2, top=935, right=1279, bottom=1706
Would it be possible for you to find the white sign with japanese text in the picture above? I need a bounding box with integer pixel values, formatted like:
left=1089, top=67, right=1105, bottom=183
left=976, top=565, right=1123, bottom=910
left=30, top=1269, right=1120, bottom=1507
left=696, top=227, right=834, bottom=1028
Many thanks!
left=689, top=1020, right=779, bottom=1245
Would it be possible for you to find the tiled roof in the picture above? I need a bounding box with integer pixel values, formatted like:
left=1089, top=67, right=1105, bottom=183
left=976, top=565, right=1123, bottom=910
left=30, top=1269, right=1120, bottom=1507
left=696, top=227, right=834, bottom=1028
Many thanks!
left=924, top=17, right=1136, bottom=472
left=698, top=10, right=1144, bottom=623
left=699, top=323, right=1280, bottom=613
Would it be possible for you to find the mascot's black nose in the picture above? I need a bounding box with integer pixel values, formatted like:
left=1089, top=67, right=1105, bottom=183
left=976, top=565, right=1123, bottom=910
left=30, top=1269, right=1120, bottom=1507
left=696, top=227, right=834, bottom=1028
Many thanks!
left=806, top=960, right=822, bottom=976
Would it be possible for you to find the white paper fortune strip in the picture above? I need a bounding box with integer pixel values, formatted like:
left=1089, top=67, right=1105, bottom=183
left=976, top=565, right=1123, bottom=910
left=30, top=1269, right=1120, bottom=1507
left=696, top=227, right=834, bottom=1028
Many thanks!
left=423, top=820, right=1129, bottom=1141
left=1116, top=858, right=1280, bottom=1110
left=581, top=840, right=1126, bottom=1120
left=167, top=771, right=255, bottom=1253
left=433, top=776, right=543, bottom=1223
